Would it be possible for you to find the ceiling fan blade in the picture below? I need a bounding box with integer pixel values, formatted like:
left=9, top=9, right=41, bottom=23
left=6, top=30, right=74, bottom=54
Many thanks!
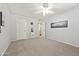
left=47, top=7, right=52, bottom=10
left=48, top=11, right=55, bottom=14
left=35, top=10, right=42, bottom=14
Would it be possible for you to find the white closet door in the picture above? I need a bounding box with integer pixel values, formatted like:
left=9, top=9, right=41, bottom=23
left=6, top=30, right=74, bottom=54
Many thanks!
left=16, top=18, right=28, bottom=40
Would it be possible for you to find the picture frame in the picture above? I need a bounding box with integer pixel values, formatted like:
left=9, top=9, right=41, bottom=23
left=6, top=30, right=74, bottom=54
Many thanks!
left=51, top=20, right=68, bottom=28
left=0, top=12, right=2, bottom=26
left=0, top=12, right=2, bottom=33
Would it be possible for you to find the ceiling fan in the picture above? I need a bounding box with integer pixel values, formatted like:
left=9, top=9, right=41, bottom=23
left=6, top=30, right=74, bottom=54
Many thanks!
left=35, top=3, right=55, bottom=16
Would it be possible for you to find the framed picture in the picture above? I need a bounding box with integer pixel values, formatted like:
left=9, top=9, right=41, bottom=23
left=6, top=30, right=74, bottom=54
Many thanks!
left=0, top=12, right=2, bottom=26
left=0, top=12, right=2, bottom=33
left=51, top=20, right=68, bottom=28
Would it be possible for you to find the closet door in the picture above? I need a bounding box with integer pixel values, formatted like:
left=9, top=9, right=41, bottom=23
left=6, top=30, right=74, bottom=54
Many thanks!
left=16, top=18, right=28, bottom=40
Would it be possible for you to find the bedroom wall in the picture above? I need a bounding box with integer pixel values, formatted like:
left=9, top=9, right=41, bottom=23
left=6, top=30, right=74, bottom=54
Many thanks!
left=9, top=14, right=16, bottom=41
left=46, top=6, right=79, bottom=47
left=0, top=4, right=11, bottom=55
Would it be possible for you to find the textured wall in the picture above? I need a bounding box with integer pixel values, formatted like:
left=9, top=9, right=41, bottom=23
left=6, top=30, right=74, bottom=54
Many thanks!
left=0, top=4, right=11, bottom=55
left=46, top=6, right=79, bottom=47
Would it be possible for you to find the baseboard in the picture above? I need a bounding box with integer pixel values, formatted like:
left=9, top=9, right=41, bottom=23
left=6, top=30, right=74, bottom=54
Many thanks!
left=46, top=38, right=79, bottom=48
left=1, top=42, right=11, bottom=56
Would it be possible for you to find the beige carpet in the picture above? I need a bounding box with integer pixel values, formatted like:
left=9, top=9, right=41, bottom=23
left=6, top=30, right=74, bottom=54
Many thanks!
left=4, top=38, right=79, bottom=56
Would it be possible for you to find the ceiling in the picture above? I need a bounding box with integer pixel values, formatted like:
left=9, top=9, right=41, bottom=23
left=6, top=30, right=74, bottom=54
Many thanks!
left=7, top=3, right=79, bottom=19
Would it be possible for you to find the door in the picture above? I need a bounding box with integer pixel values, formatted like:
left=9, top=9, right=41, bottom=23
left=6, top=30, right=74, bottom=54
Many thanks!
left=28, top=18, right=39, bottom=39
left=16, top=18, right=28, bottom=40
left=38, top=22, right=45, bottom=38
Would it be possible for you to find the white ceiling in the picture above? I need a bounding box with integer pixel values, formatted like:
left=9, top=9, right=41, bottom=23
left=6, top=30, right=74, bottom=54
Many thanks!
left=7, top=3, right=79, bottom=19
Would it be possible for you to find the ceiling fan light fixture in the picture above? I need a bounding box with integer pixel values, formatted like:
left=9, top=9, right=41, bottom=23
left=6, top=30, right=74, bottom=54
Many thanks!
left=35, top=3, right=55, bottom=16
left=43, top=3, right=48, bottom=8
left=42, top=3, right=55, bottom=16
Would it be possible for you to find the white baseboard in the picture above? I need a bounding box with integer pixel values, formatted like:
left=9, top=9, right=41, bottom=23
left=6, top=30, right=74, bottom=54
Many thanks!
left=46, top=38, right=79, bottom=48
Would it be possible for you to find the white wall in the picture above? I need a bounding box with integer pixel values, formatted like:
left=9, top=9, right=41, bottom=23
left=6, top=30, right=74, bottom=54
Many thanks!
left=46, top=6, right=79, bottom=47
left=9, top=14, right=16, bottom=41
left=0, top=4, right=11, bottom=55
